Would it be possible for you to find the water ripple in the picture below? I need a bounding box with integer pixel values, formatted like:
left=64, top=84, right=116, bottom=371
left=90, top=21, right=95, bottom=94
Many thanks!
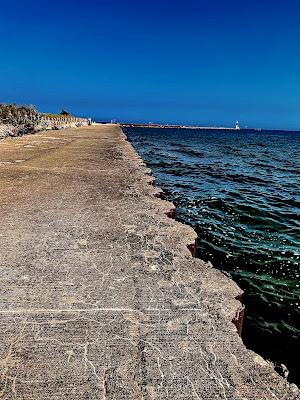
left=126, top=127, right=300, bottom=384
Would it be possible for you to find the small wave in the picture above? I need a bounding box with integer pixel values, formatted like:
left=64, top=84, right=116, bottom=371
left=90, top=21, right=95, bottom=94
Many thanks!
left=127, top=127, right=300, bottom=384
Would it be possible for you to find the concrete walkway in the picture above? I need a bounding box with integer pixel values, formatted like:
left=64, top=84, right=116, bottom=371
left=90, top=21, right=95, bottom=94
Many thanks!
left=0, top=125, right=298, bottom=399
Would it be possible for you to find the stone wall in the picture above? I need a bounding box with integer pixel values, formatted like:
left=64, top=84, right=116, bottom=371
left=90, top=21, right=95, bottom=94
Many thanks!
left=39, top=116, right=90, bottom=130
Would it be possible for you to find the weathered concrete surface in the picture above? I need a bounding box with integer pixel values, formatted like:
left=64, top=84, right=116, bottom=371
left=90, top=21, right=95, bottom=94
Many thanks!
left=0, top=125, right=298, bottom=399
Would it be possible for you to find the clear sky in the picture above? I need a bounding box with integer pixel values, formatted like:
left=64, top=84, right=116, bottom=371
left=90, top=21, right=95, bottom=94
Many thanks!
left=0, top=0, right=299, bottom=129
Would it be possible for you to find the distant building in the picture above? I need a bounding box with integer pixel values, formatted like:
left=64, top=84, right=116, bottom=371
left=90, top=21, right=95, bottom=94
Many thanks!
left=235, top=120, right=240, bottom=130
left=60, top=109, right=71, bottom=116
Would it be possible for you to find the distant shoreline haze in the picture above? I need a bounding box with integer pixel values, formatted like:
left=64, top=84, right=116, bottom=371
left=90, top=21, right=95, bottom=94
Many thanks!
left=1, top=103, right=299, bottom=132
left=94, top=118, right=300, bottom=132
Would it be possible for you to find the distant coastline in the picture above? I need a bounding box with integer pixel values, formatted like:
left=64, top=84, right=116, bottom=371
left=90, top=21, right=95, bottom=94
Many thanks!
left=121, top=122, right=240, bottom=130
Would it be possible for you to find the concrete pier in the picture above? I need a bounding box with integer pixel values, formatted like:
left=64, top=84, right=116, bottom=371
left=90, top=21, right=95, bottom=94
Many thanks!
left=0, top=125, right=298, bottom=399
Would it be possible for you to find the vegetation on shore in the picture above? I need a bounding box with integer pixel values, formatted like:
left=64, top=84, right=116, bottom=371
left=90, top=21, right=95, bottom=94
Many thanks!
left=0, top=103, right=40, bottom=124
left=41, top=109, right=72, bottom=118
left=0, top=104, right=88, bottom=138
left=0, top=104, right=40, bottom=137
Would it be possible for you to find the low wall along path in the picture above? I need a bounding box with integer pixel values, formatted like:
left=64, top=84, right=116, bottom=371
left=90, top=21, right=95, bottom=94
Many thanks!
left=40, top=115, right=89, bottom=128
left=0, top=124, right=298, bottom=399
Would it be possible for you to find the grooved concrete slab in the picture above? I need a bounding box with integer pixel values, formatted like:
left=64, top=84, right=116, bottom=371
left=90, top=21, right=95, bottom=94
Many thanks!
left=0, top=125, right=298, bottom=399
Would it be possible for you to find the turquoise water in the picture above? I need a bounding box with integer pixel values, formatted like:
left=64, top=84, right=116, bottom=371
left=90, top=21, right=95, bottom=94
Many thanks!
left=126, top=127, right=300, bottom=383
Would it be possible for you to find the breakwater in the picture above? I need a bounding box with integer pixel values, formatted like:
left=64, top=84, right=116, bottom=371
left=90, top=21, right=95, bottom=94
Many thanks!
left=0, top=125, right=298, bottom=399
left=121, top=123, right=239, bottom=130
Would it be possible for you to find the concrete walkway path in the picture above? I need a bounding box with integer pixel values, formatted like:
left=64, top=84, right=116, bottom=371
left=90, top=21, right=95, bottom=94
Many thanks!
left=0, top=125, right=297, bottom=399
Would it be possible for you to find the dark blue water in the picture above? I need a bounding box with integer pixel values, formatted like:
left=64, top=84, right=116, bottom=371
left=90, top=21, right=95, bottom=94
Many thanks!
left=126, top=127, right=300, bottom=384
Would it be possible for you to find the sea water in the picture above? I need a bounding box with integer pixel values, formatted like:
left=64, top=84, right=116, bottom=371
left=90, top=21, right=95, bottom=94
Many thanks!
left=126, top=127, right=300, bottom=384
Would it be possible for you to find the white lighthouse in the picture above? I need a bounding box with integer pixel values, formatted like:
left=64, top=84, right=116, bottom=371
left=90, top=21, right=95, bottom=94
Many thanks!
left=235, top=120, right=240, bottom=130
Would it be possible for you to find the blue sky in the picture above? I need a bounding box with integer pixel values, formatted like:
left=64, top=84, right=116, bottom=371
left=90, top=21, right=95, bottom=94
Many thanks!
left=0, top=0, right=300, bottom=129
